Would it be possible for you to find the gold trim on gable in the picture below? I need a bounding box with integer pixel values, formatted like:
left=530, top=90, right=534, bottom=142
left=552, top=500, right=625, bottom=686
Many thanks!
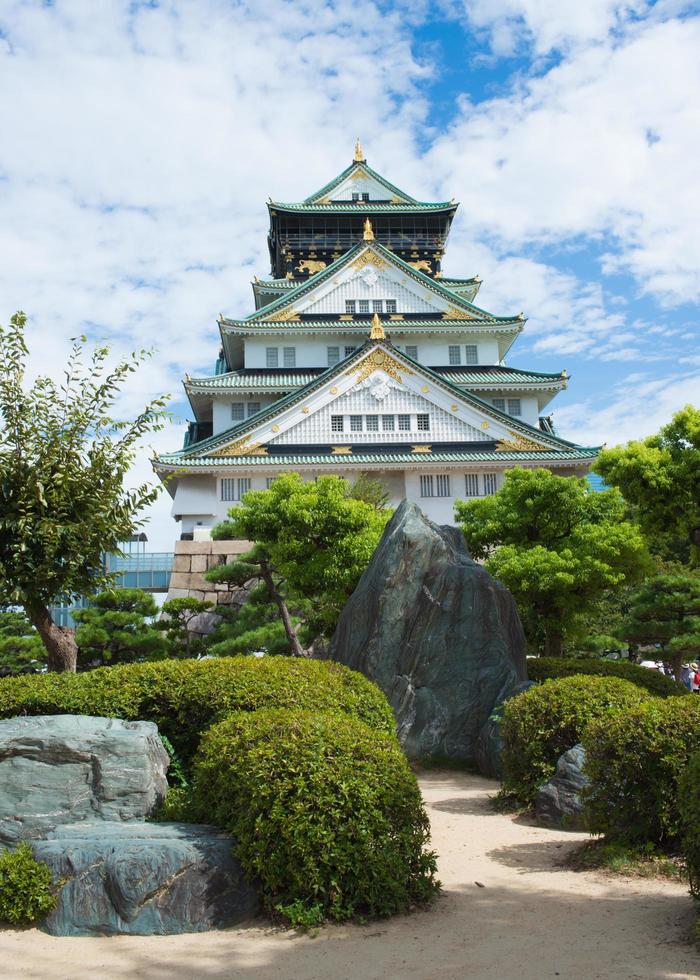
left=496, top=432, right=550, bottom=452
left=345, top=349, right=414, bottom=385
left=264, top=306, right=300, bottom=322
left=350, top=250, right=388, bottom=272
left=442, top=305, right=475, bottom=321
left=214, top=436, right=268, bottom=457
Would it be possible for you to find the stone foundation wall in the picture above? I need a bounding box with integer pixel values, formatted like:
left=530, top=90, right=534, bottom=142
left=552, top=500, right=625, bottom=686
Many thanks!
left=165, top=539, right=253, bottom=636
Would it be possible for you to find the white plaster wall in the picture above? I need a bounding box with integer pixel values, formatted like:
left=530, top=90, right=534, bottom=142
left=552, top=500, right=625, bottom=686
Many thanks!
left=481, top=394, right=540, bottom=427
left=212, top=396, right=276, bottom=435
left=244, top=336, right=500, bottom=370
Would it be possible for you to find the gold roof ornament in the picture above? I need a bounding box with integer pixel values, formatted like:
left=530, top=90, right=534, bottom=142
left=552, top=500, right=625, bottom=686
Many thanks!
left=363, top=217, right=375, bottom=241
left=369, top=312, right=385, bottom=340
left=354, top=137, right=365, bottom=162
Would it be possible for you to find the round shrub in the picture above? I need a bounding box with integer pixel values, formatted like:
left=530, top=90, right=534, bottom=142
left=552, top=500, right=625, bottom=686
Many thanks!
left=679, top=749, right=700, bottom=898
left=190, top=708, right=439, bottom=924
left=527, top=657, right=687, bottom=698
left=501, top=675, right=650, bottom=804
left=0, top=843, right=57, bottom=926
left=0, top=657, right=395, bottom=763
left=584, top=695, right=700, bottom=845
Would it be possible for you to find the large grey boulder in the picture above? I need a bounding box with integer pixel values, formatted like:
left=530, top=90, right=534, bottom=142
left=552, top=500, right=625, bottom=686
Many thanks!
left=475, top=680, right=535, bottom=778
left=34, top=822, right=258, bottom=936
left=329, top=500, right=528, bottom=765
left=0, top=715, right=169, bottom=843
left=535, top=744, right=589, bottom=829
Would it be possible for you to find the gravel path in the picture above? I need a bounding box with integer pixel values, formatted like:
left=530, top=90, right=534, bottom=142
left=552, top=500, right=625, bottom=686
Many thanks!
left=1, top=770, right=698, bottom=979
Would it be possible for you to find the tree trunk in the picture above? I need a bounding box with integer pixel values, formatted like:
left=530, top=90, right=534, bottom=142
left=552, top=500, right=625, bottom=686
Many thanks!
left=544, top=629, right=564, bottom=658
left=259, top=564, right=307, bottom=658
left=27, top=601, right=78, bottom=672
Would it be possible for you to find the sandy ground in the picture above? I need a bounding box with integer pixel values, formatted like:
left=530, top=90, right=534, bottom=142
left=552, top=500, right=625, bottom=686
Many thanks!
left=1, top=771, right=698, bottom=980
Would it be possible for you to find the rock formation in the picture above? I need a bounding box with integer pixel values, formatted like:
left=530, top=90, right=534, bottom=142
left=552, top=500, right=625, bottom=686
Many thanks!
left=329, top=500, right=528, bottom=765
left=535, top=744, right=589, bottom=829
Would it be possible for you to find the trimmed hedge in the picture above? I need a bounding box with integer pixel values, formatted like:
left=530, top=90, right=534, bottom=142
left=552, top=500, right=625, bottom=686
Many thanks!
left=527, top=657, right=687, bottom=698
left=584, top=696, right=700, bottom=845
left=0, top=844, right=57, bottom=925
left=501, top=675, right=650, bottom=804
left=190, top=708, right=439, bottom=924
left=679, top=750, right=700, bottom=898
left=0, top=657, right=395, bottom=762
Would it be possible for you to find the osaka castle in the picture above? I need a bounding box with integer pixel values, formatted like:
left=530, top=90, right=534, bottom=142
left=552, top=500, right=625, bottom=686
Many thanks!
left=154, top=142, right=598, bottom=538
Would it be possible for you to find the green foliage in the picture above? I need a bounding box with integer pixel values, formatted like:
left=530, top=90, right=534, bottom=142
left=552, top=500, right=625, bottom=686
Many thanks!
left=583, top=696, right=700, bottom=845
left=346, top=473, right=391, bottom=510
left=0, top=611, right=46, bottom=676
left=158, top=734, right=189, bottom=789
left=190, top=708, right=439, bottom=923
left=207, top=595, right=295, bottom=657
left=0, top=843, right=57, bottom=925
left=679, top=749, right=700, bottom=898
left=455, top=468, right=650, bottom=656
left=157, top=597, right=213, bottom=657
left=501, top=675, right=650, bottom=804
left=212, top=473, right=390, bottom=644
left=527, top=656, right=688, bottom=698
left=0, top=656, right=396, bottom=763
left=74, top=589, right=166, bottom=667
left=623, top=574, right=700, bottom=680
left=0, top=311, right=169, bottom=671
left=595, top=405, right=700, bottom=564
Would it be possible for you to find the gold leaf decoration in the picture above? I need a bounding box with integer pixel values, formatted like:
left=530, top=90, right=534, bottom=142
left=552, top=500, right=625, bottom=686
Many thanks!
left=481, top=421, right=490, bottom=430
left=331, top=446, right=352, bottom=455
left=330, top=386, right=338, bottom=394
left=296, top=259, right=327, bottom=275
left=271, top=424, right=280, bottom=433
left=302, top=407, right=310, bottom=414
left=350, top=250, right=388, bottom=272
left=263, top=306, right=300, bottom=322
left=408, top=259, right=432, bottom=273
left=411, top=445, right=432, bottom=454
left=345, top=349, right=414, bottom=385
left=442, top=305, right=475, bottom=320
left=421, top=385, right=430, bottom=393
left=496, top=433, right=550, bottom=452
left=215, top=436, right=268, bottom=457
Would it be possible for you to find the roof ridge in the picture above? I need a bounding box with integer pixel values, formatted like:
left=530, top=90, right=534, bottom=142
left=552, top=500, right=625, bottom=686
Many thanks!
left=296, top=160, right=420, bottom=206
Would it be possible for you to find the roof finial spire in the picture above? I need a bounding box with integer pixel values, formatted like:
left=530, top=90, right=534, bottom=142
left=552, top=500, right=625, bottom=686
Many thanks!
left=363, top=217, right=375, bottom=241
left=354, top=137, right=365, bottom=162
left=370, top=312, right=385, bottom=340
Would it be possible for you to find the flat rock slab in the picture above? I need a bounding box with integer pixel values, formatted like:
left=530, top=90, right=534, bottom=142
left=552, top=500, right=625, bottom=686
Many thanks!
left=329, top=500, right=528, bottom=766
left=35, top=821, right=259, bottom=936
left=535, top=744, right=589, bottom=830
left=0, top=715, right=169, bottom=843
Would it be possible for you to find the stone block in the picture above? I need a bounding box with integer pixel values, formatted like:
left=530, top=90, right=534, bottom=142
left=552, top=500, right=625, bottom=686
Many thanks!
left=168, top=572, right=192, bottom=590
left=204, top=592, right=219, bottom=605
left=188, top=573, right=210, bottom=592
left=165, top=589, right=190, bottom=601
left=187, top=611, right=223, bottom=635
left=211, top=539, right=251, bottom=555
left=0, top=716, right=169, bottom=844
left=206, top=554, right=226, bottom=570
left=172, top=554, right=191, bottom=573
left=191, top=555, right=208, bottom=573
left=175, top=541, right=213, bottom=555
left=35, top=821, right=259, bottom=936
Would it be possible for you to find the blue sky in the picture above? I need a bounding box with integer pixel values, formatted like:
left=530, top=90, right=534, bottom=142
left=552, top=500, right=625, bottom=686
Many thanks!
left=1, top=0, right=699, bottom=547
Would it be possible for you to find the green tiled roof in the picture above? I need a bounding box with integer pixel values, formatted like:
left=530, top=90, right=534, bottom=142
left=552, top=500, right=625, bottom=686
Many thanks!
left=269, top=202, right=455, bottom=213
left=156, top=448, right=599, bottom=468
left=223, top=318, right=521, bottom=333
left=295, top=159, right=438, bottom=207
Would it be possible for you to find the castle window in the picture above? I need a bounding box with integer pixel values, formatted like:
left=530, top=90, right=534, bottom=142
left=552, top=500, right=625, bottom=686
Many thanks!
left=449, top=345, right=461, bottom=365
left=362, top=192, right=370, bottom=202
left=350, top=415, right=363, bottom=431
left=465, top=345, right=478, bottom=365
left=484, top=472, right=498, bottom=495
left=331, top=415, right=344, bottom=432
left=405, top=345, right=418, bottom=360
left=365, top=415, right=379, bottom=431
left=436, top=475, right=451, bottom=497
left=344, top=345, right=357, bottom=357
left=419, top=475, right=434, bottom=498
left=398, top=414, right=410, bottom=431
left=416, top=414, right=430, bottom=431
left=221, top=478, right=251, bottom=502
left=231, top=403, right=245, bottom=422
left=283, top=347, right=296, bottom=368
left=351, top=193, right=359, bottom=202
left=266, top=347, right=278, bottom=368
left=247, top=402, right=261, bottom=417
left=492, top=398, right=505, bottom=412
left=372, top=300, right=383, bottom=313
left=345, top=300, right=356, bottom=314
left=507, top=398, right=522, bottom=416
left=386, top=300, right=397, bottom=313
left=464, top=474, right=480, bottom=497
left=327, top=346, right=340, bottom=366
left=382, top=415, right=395, bottom=431
left=266, top=477, right=277, bottom=489
left=358, top=300, right=370, bottom=314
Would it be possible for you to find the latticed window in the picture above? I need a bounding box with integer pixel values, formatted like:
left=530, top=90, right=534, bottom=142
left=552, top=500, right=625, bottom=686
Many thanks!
left=484, top=472, right=498, bottom=495
left=508, top=398, right=522, bottom=416
left=350, top=415, right=363, bottom=431
left=283, top=347, right=296, bottom=368
left=492, top=398, right=505, bottom=412
left=382, top=415, right=395, bottom=430
left=372, top=300, right=383, bottom=313
left=358, top=300, right=370, bottom=313
left=436, top=475, right=451, bottom=497
left=464, top=474, right=480, bottom=497
left=365, top=415, right=379, bottom=431
left=221, top=478, right=251, bottom=501
left=266, top=347, right=278, bottom=368
left=331, top=415, right=344, bottom=432
left=247, top=402, right=261, bottom=417
left=417, top=414, right=430, bottom=431
left=344, top=345, right=357, bottom=357
left=405, top=345, right=418, bottom=360
left=386, top=300, right=397, bottom=314
left=398, top=414, right=410, bottom=431
left=449, top=345, right=461, bottom=365
left=266, top=477, right=277, bottom=489
left=327, top=346, right=340, bottom=366
left=345, top=301, right=356, bottom=314
left=420, top=475, right=434, bottom=498
left=465, top=345, right=478, bottom=365
left=231, top=403, right=245, bottom=422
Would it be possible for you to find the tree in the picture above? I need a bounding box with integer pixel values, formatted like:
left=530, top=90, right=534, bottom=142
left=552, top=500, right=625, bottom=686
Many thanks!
left=0, top=312, right=169, bottom=672
left=595, top=406, right=700, bottom=565
left=0, top=611, right=46, bottom=676
left=623, top=574, right=700, bottom=681
left=74, top=589, right=166, bottom=667
left=205, top=473, right=390, bottom=654
left=157, top=596, right=213, bottom=657
left=207, top=584, right=297, bottom=657
left=454, top=468, right=651, bottom=656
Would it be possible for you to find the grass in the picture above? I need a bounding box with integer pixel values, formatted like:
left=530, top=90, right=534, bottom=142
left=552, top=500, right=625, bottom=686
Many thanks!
left=566, top=839, right=686, bottom=881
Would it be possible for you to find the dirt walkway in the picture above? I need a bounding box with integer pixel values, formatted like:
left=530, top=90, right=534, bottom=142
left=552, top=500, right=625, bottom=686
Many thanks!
left=1, top=771, right=698, bottom=980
